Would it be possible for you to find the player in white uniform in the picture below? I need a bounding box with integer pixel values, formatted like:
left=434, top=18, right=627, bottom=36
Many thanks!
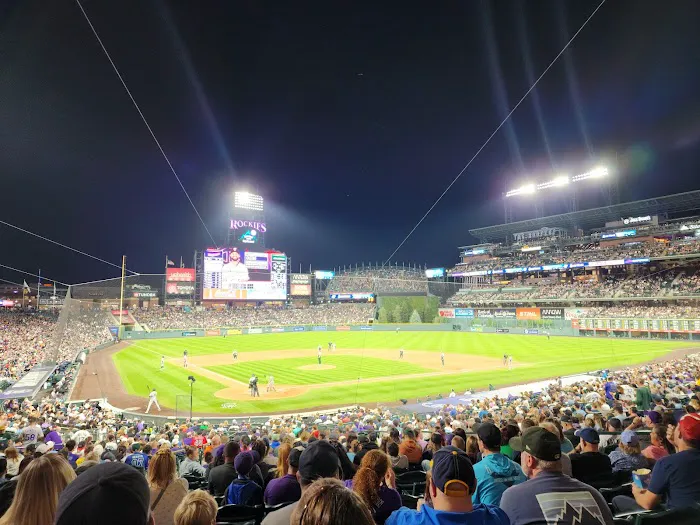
left=221, top=248, right=249, bottom=289
left=317, top=349, right=322, bottom=365
left=441, top=353, right=445, bottom=366
left=267, top=375, right=276, bottom=392
left=183, top=349, right=188, bottom=368
left=146, top=389, right=161, bottom=413
left=160, top=355, right=165, bottom=371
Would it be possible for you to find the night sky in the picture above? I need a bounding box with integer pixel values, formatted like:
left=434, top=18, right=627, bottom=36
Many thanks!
left=2, top=0, right=700, bottom=285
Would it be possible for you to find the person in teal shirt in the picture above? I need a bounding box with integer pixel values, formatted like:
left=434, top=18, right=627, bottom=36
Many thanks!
left=472, top=423, right=526, bottom=506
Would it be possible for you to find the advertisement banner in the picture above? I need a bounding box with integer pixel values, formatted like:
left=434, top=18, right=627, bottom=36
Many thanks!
left=293, top=326, right=305, bottom=332
left=290, top=274, right=311, bottom=284
left=108, top=326, right=119, bottom=336
left=132, top=291, right=158, bottom=298
left=475, top=309, right=494, bottom=319
left=226, top=329, right=242, bottom=335
left=454, top=308, right=474, bottom=318
left=248, top=328, right=263, bottom=334
left=312, top=326, right=327, bottom=331
left=166, top=283, right=195, bottom=295
left=539, top=308, right=565, bottom=320
left=494, top=308, right=517, bottom=319
left=336, top=325, right=350, bottom=331
left=524, top=329, right=539, bottom=334
left=182, top=331, right=197, bottom=337
left=290, top=284, right=312, bottom=296
left=271, top=327, right=285, bottom=333
left=262, top=327, right=272, bottom=333
left=564, top=308, right=590, bottom=320
left=470, top=326, right=483, bottom=332
left=516, top=307, right=541, bottom=320
left=166, top=268, right=196, bottom=282
left=496, top=328, right=510, bottom=333
left=205, top=330, right=220, bottom=337
left=438, top=308, right=455, bottom=318
left=360, top=326, right=373, bottom=331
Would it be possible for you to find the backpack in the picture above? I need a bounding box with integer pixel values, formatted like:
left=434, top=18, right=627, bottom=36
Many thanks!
left=225, top=479, right=256, bottom=505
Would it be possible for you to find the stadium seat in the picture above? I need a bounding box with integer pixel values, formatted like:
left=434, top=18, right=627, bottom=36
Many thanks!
left=396, top=471, right=427, bottom=496
left=216, top=504, right=265, bottom=525
left=184, top=474, right=206, bottom=490
left=600, top=485, right=633, bottom=504
left=400, top=492, right=421, bottom=509
left=630, top=505, right=700, bottom=525
left=264, top=501, right=294, bottom=514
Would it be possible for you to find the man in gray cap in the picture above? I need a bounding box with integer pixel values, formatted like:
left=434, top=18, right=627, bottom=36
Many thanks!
left=55, top=462, right=153, bottom=525
left=500, top=427, right=613, bottom=525
left=261, top=440, right=340, bottom=525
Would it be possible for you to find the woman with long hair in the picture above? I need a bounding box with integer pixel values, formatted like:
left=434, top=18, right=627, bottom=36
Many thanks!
left=642, top=424, right=673, bottom=461
left=293, top=478, right=373, bottom=525
left=345, top=449, right=400, bottom=524
left=4, top=447, right=23, bottom=477
left=465, top=435, right=479, bottom=464
left=0, top=453, right=75, bottom=525
left=421, top=433, right=443, bottom=471
left=608, top=431, right=649, bottom=473
left=274, top=443, right=291, bottom=478
left=147, top=447, right=189, bottom=525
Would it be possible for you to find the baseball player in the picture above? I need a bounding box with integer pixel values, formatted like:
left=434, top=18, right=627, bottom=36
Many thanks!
left=233, top=350, right=238, bottom=361
left=267, top=375, right=276, bottom=392
left=441, top=353, right=445, bottom=367
left=183, top=349, right=188, bottom=368
left=508, top=355, right=513, bottom=370
left=146, top=388, right=161, bottom=413
left=160, top=355, right=165, bottom=371
left=317, top=348, right=322, bottom=365
left=399, top=348, right=404, bottom=359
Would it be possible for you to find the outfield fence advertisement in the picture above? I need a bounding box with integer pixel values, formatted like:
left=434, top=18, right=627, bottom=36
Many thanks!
left=203, top=248, right=287, bottom=301
left=575, top=318, right=700, bottom=333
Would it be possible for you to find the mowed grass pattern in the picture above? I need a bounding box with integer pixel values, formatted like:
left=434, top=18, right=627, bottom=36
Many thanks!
left=112, top=331, right=694, bottom=414
left=209, top=356, right=428, bottom=385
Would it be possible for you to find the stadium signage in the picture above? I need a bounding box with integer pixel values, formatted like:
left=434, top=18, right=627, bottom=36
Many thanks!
left=516, top=307, right=541, bottom=320
left=524, top=329, right=539, bottom=334
left=293, top=326, right=305, bottom=332
left=314, top=270, right=335, bottom=280
left=312, top=326, right=327, bottom=331
left=132, top=291, right=158, bottom=298
left=248, top=328, right=263, bottom=334
left=336, top=325, right=351, bottom=331
left=166, top=283, right=195, bottom=295
left=454, top=308, right=474, bottom=318
left=229, top=220, right=267, bottom=232
left=290, top=284, right=312, bottom=296
left=680, top=223, right=700, bottom=231
left=521, top=246, right=542, bottom=252
left=623, top=215, right=651, bottom=225
left=166, top=268, right=196, bottom=282
left=425, top=268, right=445, bottom=278
left=290, top=274, right=311, bottom=284
left=540, top=308, right=564, bottom=319
left=226, top=329, right=242, bottom=335
left=360, top=326, right=373, bottom=331
left=1, top=300, right=14, bottom=307
left=475, top=309, right=494, bottom=318
left=438, top=308, right=456, bottom=318
left=601, top=229, right=637, bottom=239
left=271, top=327, right=285, bottom=332
left=463, top=249, right=486, bottom=256
left=182, top=331, right=197, bottom=337
left=130, top=284, right=152, bottom=290
left=496, top=328, right=510, bottom=333
left=206, top=330, right=219, bottom=336
left=494, top=309, right=516, bottom=319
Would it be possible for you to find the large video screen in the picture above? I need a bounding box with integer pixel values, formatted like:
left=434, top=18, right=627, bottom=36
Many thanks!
left=203, top=248, right=287, bottom=300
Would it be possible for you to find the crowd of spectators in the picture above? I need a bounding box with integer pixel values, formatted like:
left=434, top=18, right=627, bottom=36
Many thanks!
left=451, top=237, right=700, bottom=274
left=327, top=266, right=428, bottom=294
left=0, top=351, right=696, bottom=523
left=134, top=303, right=377, bottom=330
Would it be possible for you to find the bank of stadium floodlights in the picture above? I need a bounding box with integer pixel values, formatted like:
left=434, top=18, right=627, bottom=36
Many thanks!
left=504, top=166, right=609, bottom=198
left=234, top=191, right=264, bottom=211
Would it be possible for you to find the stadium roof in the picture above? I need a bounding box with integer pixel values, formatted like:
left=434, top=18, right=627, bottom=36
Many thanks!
left=469, top=190, right=700, bottom=243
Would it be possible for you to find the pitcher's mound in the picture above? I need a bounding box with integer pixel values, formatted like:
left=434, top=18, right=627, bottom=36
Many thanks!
left=297, top=364, right=336, bottom=371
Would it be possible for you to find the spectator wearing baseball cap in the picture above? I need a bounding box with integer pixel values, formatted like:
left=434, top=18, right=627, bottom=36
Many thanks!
left=608, top=430, right=649, bottom=473
left=264, top=446, right=302, bottom=506
left=471, top=423, right=526, bottom=506
left=614, top=413, right=700, bottom=513
left=568, top=428, right=613, bottom=488
left=224, top=452, right=263, bottom=506
left=54, top=461, right=153, bottom=525
left=262, top=440, right=340, bottom=525
left=386, top=446, right=509, bottom=525
left=500, top=427, right=614, bottom=525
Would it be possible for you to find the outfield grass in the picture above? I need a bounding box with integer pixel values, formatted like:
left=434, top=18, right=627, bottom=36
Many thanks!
left=209, top=356, right=428, bottom=385
left=111, top=332, right=693, bottom=415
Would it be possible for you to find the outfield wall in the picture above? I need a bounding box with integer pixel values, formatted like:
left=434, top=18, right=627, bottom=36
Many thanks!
left=120, top=323, right=452, bottom=340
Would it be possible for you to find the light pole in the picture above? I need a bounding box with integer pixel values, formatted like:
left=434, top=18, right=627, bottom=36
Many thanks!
left=187, top=375, right=196, bottom=420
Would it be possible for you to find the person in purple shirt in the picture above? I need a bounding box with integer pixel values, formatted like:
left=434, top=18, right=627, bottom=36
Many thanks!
left=345, top=450, right=401, bottom=525
left=264, top=446, right=302, bottom=506
left=44, top=424, right=63, bottom=449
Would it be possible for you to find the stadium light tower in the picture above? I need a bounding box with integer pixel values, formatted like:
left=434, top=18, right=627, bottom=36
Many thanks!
left=234, top=191, right=264, bottom=211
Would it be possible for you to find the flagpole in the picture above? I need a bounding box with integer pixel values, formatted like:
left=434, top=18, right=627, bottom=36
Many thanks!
left=37, top=269, right=41, bottom=311
left=118, top=256, right=126, bottom=338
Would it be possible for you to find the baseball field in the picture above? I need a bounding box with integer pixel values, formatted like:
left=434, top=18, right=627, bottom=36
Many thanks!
left=95, top=330, right=696, bottom=416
